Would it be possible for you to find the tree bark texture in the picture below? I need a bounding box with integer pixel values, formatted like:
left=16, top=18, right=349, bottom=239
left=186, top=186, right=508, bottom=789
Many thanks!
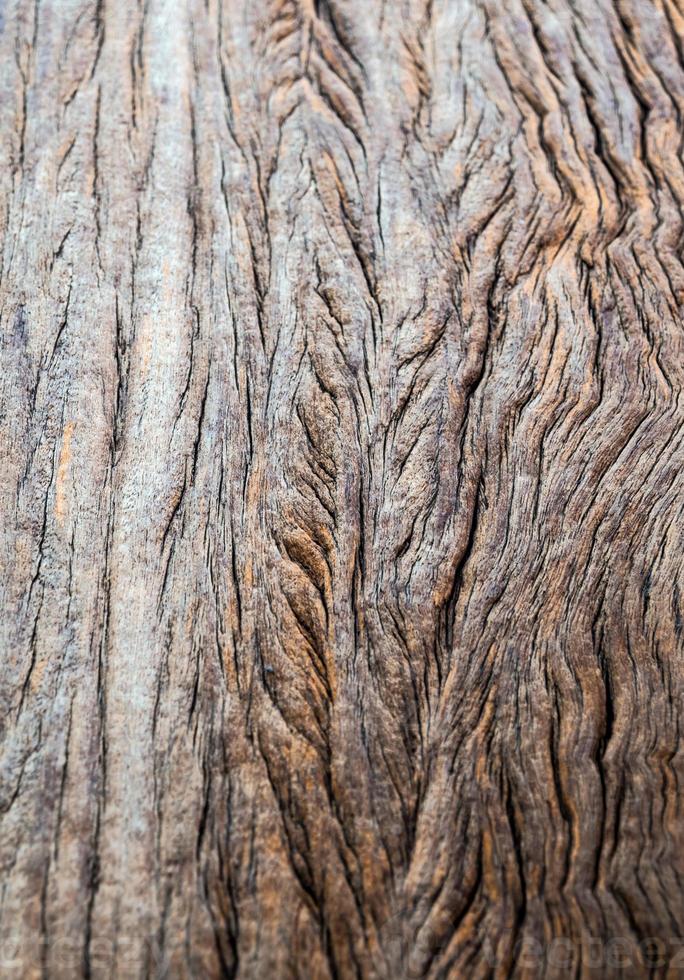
left=2, top=0, right=684, bottom=976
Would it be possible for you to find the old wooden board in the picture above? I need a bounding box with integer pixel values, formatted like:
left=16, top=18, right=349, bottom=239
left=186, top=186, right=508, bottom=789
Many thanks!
left=1, top=0, right=684, bottom=976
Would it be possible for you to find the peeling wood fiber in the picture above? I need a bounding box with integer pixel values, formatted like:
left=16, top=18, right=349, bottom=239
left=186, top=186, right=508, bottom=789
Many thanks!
left=1, top=0, right=684, bottom=977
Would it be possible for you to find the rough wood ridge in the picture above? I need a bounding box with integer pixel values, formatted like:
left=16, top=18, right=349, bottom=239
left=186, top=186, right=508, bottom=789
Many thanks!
left=1, top=0, right=684, bottom=976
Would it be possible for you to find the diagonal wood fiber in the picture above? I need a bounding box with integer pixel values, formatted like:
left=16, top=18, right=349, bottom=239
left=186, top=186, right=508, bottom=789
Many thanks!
left=1, top=0, right=684, bottom=977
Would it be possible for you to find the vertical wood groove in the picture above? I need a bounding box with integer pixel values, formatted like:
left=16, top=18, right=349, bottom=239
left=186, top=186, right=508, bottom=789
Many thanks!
left=1, top=0, right=684, bottom=976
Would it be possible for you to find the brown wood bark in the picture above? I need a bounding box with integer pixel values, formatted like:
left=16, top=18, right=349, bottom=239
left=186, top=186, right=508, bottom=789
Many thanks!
left=1, top=0, right=684, bottom=976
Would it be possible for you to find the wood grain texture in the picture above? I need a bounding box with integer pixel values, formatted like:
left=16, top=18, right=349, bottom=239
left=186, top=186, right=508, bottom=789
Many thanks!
left=1, top=0, right=684, bottom=976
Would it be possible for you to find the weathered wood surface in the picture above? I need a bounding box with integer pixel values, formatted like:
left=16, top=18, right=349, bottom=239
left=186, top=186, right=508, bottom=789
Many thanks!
left=1, top=0, right=684, bottom=976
